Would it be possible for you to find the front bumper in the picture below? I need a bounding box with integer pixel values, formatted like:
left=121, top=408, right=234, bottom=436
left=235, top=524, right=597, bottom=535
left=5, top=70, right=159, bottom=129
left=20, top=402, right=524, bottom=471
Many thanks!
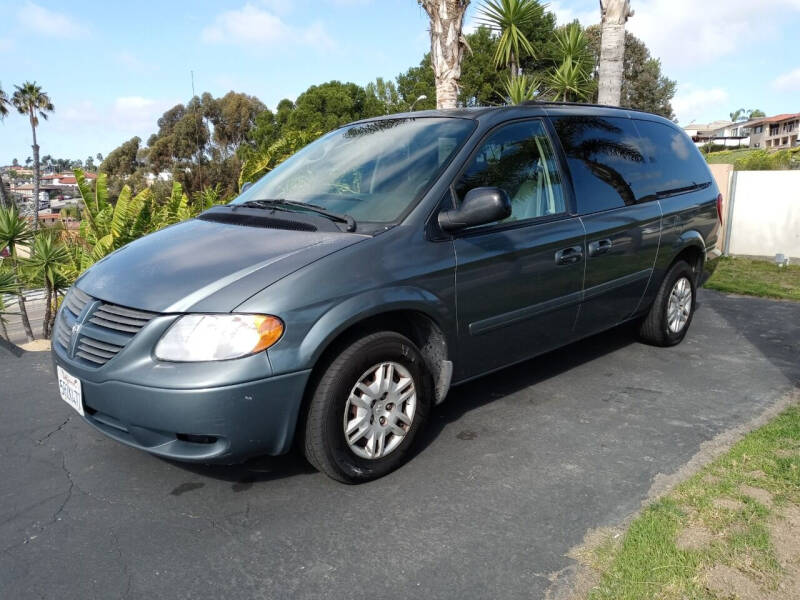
left=52, top=348, right=311, bottom=463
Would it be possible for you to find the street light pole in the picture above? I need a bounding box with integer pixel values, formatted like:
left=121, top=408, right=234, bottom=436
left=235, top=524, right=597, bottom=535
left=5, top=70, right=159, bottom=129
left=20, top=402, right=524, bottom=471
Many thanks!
left=409, top=95, right=428, bottom=111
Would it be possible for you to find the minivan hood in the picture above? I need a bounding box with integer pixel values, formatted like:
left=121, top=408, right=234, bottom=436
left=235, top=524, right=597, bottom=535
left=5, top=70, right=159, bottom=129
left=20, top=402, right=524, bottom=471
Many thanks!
left=75, top=218, right=366, bottom=313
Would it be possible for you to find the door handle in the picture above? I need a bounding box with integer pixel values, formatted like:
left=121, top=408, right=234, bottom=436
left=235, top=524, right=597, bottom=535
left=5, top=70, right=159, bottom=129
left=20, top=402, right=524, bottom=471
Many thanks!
left=555, top=245, right=583, bottom=265
left=588, top=238, right=613, bottom=257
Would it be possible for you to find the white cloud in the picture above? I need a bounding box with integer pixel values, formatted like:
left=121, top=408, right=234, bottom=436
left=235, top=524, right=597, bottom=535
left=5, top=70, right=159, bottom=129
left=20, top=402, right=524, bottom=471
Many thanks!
left=627, top=0, right=800, bottom=69
left=773, top=68, right=800, bottom=92
left=202, top=3, right=335, bottom=51
left=672, top=86, right=729, bottom=124
left=16, top=1, right=89, bottom=38
left=548, top=1, right=599, bottom=27
left=60, top=96, right=173, bottom=134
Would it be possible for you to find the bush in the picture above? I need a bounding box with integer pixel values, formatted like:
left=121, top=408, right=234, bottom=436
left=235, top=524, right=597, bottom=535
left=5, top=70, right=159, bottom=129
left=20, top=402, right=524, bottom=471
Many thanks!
left=734, top=149, right=791, bottom=171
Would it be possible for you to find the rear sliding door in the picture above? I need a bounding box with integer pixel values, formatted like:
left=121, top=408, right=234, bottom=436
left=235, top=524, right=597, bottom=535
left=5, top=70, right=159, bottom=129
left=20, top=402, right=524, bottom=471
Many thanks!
left=550, top=114, right=662, bottom=336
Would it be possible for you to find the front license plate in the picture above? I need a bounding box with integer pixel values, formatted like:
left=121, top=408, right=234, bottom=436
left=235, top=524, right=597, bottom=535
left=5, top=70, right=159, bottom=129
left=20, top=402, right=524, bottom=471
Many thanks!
left=57, top=366, right=84, bottom=417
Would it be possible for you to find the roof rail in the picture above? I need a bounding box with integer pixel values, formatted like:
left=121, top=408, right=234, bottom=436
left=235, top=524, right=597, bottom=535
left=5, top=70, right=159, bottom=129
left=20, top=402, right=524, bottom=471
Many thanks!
left=519, top=100, right=656, bottom=116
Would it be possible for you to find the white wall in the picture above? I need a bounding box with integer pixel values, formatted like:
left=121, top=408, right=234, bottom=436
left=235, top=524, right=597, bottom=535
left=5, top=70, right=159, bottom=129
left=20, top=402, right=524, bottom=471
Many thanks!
left=727, top=171, right=800, bottom=259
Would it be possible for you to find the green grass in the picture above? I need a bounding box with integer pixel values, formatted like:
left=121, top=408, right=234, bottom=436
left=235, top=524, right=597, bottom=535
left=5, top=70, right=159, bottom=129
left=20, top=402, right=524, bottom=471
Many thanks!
left=705, top=257, right=800, bottom=301
left=586, top=405, right=800, bottom=600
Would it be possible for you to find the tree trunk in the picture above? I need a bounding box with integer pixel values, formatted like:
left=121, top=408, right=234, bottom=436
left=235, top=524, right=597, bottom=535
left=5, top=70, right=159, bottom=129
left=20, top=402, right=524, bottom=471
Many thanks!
left=597, top=0, right=633, bottom=106
left=31, top=113, right=41, bottom=231
left=0, top=318, right=9, bottom=342
left=47, top=291, right=59, bottom=338
left=0, top=173, right=9, bottom=209
left=42, top=280, right=52, bottom=339
left=420, top=0, right=470, bottom=109
left=15, top=273, right=35, bottom=342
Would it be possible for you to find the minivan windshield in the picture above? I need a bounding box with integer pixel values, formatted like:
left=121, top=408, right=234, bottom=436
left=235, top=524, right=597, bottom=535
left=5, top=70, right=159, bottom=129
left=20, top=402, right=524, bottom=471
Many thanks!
left=231, top=117, right=475, bottom=227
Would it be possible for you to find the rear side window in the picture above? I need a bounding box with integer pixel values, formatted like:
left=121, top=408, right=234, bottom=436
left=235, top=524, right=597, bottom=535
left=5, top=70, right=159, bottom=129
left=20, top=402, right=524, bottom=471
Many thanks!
left=552, top=116, right=645, bottom=213
left=631, top=119, right=712, bottom=198
left=455, top=120, right=566, bottom=224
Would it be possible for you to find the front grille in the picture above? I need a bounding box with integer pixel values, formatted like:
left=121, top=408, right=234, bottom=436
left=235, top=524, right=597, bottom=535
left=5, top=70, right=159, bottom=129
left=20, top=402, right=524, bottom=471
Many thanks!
left=55, top=286, right=157, bottom=367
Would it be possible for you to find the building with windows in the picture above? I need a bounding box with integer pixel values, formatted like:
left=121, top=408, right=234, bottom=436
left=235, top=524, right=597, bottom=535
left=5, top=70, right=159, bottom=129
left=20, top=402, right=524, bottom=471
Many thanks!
left=751, top=113, right=800, bottom=149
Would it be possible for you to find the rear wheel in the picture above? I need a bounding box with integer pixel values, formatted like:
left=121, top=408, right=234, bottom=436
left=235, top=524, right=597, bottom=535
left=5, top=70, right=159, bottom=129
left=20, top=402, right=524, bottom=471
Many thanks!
left=638, top=260, right=696, bottom=347
left=303, top=331, right=432, bottom=483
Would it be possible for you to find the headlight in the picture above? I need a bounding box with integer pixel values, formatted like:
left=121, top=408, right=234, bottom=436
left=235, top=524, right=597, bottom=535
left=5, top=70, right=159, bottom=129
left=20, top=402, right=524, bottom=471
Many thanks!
left=154, top=314, right=283, bottom=362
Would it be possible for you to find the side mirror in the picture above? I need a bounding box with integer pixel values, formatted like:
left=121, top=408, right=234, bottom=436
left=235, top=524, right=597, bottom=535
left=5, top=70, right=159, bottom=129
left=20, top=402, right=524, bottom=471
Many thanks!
left=438, top=187, right=511, bottom=232
left=241, top=181, right=253, bottom=193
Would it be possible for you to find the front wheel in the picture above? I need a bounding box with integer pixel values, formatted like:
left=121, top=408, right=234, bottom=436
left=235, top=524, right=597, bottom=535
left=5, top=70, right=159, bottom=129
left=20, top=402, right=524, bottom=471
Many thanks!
left=303, top=331, right=432, bottom=483
left=638, top=260, right=697, bottom=347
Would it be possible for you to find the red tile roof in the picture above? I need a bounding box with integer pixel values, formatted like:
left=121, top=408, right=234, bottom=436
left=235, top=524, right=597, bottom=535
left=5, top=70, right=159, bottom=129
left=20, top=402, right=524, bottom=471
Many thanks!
left=762, top=113, right=800, bottom=124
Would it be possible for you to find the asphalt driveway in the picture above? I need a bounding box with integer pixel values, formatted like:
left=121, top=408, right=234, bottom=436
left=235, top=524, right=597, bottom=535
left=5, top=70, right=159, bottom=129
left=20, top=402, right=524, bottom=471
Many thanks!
left=1, top=289, right=798, bottom=600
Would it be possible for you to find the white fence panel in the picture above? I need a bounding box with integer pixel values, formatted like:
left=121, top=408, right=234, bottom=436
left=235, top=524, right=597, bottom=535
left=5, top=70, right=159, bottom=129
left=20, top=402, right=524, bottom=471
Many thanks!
left=727, top=171, right=800, bottom=260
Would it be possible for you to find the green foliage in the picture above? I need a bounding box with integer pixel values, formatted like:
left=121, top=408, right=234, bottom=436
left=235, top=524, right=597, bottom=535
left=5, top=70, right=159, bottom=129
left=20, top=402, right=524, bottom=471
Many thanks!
left=503, top=73, right=540, bottom=104
left=733, top=149, right=793, bottom=171
left=74, top=168, right=153, bottom=262
left=11, top=81, right=54, bottom=126
left=0, top=204, right=33, bottom=256
left=544, top=24, right=595, bottom=102
left=0, top=83, right=9, bottom=119
left=22, top=232, right=68, bottom=290
left=477, top=0, right=545, bottom=73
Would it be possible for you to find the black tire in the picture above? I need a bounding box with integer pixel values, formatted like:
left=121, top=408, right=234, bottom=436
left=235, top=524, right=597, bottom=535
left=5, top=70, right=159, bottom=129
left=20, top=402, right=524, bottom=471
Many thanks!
left=638, top=260, right=697, bottom=347
left=303, top=331, right=432, bottom=483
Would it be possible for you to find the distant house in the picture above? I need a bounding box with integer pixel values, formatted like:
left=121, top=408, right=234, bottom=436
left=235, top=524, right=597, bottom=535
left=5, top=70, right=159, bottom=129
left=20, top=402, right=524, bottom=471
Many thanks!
left=683, top=121, right=749, bottom=148
left=684, top=113, right=800, bottom=150
left=748, top=113, right=800, bottom=149
left=41, top=172, right=97, bottom=186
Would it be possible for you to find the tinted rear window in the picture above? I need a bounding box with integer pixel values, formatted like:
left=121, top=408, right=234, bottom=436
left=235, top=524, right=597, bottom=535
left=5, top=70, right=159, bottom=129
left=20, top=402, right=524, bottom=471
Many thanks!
left=552, top=116, right=645, bottom=213
left=631, top=119, right=712, bottom=199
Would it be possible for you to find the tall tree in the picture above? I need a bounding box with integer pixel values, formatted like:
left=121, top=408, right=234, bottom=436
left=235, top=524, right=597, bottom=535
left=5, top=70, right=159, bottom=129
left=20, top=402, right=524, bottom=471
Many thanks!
left=0, top=84, right=10, bottom=208
left=478, top=0, right=544, bottom=78
left=12, top=82, right=54, bottom=231
left=585, top=25, right=676, bottom=118
left=597, top=0, right=633, bottom=106
left=418, top=0, right=470, bottom=109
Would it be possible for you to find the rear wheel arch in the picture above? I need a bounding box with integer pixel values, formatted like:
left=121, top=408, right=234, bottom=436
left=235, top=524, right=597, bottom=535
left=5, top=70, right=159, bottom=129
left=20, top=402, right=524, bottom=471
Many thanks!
left=665, top=231, right=706, bottom=285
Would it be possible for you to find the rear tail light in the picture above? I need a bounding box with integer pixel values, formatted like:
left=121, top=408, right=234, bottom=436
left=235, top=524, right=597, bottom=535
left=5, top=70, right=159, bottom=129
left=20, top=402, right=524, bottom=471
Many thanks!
left=716, top=193, right=723, bottom=223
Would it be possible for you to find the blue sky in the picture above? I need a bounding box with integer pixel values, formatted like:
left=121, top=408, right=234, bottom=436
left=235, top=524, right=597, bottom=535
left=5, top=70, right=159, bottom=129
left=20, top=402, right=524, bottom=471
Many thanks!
left=1, top=0, right=799, bottom=164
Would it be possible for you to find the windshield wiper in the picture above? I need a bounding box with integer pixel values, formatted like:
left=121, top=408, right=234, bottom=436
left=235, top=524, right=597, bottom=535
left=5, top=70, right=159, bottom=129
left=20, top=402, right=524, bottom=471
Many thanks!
left=237, top=199, right=356, bottom=232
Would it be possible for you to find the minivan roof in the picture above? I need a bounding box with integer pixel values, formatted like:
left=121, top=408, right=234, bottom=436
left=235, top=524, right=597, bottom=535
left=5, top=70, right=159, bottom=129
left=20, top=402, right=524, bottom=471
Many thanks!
left=350, top=101, right=677, bottom=128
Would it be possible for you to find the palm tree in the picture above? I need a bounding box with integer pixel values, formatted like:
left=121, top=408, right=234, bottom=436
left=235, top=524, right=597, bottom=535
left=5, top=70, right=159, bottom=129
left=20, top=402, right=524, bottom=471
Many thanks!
left=503, top=73, right=540, bottom=104
left=478, top=0, right=543, bottom=78
left=547, top=24, right=595, bottom=102
left=12, top=82, right=55, bottom=231
left=0, top=205, right=35, bottom=341
left=729, top=108, right=746, bottom=122
left=23, top=232, right=69, bottom=338
left=597, top=0, right=633, bottom=106
left=419, top=0, right=471, bottom=109
left=0, top=84, right=10, bottom=209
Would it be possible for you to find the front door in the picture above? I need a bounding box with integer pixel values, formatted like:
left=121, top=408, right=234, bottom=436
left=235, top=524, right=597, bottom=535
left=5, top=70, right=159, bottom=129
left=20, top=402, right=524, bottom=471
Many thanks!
left=450, top=119, right=585, bottom=380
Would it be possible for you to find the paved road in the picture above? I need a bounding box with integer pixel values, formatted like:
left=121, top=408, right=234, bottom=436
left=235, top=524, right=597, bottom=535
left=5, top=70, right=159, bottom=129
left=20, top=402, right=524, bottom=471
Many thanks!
left=1, top=290, right=798, bottom=600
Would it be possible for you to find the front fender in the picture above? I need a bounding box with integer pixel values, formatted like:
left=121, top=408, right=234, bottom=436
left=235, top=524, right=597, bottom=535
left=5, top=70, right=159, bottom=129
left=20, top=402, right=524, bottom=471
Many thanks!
left=267, top=286, right=455, bottom=376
